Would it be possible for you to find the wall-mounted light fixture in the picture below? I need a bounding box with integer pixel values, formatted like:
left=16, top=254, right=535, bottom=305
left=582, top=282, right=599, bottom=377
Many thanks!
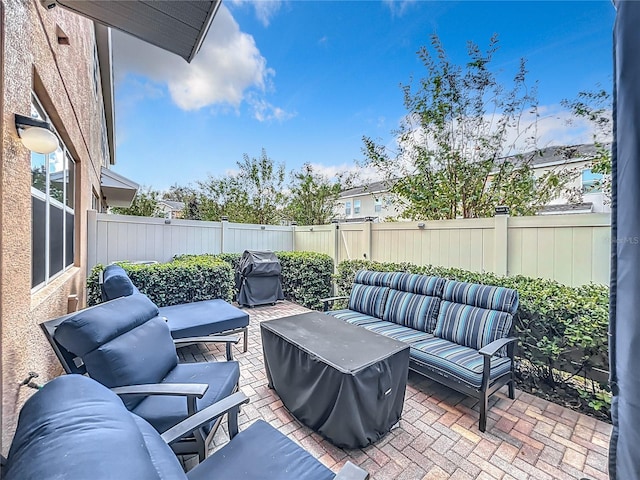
left=260, top=225, right=266, bottom=230
left=309, top=227, right=314, bottom=232
left=15, top=114, right=58, bottom=154
left=417, top=222, right=426, bottom=229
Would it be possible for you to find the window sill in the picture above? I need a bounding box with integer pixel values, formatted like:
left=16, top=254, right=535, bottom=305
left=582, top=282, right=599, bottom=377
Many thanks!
left=31, top=266, right=81, bottom=312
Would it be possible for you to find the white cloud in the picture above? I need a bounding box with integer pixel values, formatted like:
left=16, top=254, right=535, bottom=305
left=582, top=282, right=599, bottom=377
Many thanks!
left=308, top=163, right=383, bottom=186
left=229, top=0, right=283, bottom=27
left=383, top=0, right=416, bottom=17
left=113, top=5, right=291, bottom=119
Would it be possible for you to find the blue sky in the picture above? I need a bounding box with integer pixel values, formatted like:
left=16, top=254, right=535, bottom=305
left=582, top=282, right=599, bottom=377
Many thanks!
left=112, top=1, right=615, bottom=191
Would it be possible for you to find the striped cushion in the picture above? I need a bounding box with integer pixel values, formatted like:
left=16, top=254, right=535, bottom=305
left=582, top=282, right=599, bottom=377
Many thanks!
left=327, top=311, right=433, bottom=344
left=434, top=301, right=512, bottom=355
left=442, top=281, right=519, bottom=314
left=353, top=270, right=396, bottom=287
left=390, top=273, right=446, bottom=296
left=326, top=309, right=380, bottom=326
left=348, top=284, right=389, bottom=318
left=382, top=290, right=441, bottom=333
left=410, top=337, right=512, bottom=389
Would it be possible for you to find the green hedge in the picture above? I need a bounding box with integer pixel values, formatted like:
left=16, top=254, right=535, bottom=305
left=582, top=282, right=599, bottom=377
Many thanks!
left=335, top=260, right=610, bottom=418
left=87, top=256, right=235, bottom=307
left=175, top=251, right=334, bottom=309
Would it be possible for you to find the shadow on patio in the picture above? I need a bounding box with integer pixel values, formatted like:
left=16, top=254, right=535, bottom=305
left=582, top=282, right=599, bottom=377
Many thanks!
left=178, top=301, right=611, bottom=480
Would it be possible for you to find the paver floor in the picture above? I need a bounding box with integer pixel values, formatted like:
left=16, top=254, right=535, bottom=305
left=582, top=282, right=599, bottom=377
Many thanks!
left=178, top=301, right=611, bottom=480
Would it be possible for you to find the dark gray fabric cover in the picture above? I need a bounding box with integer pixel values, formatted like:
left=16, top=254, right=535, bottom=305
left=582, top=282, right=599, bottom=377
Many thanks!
left=187, top=420, right=334, bottom=480
left=102, top=264, right=140, bottom=300
left=261, top=312, right=409, bottom=448
left=159, top=299, right=249, bottom=338
left=610, top=2, right=640, bottom=477
left=4, top=375, right=183, bottom=480
left=237, top=250, right=284, bottom=306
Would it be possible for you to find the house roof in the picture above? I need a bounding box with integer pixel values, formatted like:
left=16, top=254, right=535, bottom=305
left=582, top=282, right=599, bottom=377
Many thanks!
left=100, top=167, right=139, bottom=208
left=55, top=0, right=221, bottom=63
left=158, top=200, right=185, bottom=210
left=537, top=202, right=594, bottom=215
left=339, top=180, right=391, bottom=199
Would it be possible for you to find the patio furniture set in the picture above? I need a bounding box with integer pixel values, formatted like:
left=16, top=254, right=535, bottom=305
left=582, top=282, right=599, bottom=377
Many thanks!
left=3, top=265, right=519, bottom=479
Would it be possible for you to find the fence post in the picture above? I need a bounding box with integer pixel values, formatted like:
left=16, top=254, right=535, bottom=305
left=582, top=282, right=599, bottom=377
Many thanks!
left=87, top=209, right=97, bottom=275
left=221, top=217, right=229, bottom=253
left=494, top=207, right=509, bottom=276
left=333, top=222, right=340, bottom=272
left=363, top=217, right=373, bottom=261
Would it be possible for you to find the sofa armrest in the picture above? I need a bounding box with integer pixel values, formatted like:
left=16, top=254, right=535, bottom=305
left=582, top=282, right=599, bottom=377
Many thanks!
left=111, top=383, right=208, bottom=415
left=174, top=335, right=241, bottom=360
left=161, top=391, right=250, bottom=445
left=320, top=295, right=349, bottom=312
left=333, top=461, right=369, bottom=480
left=478, top=337, right=518, bottom=358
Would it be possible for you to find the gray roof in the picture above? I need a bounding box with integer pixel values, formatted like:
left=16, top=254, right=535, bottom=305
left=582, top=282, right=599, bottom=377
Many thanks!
left=339, top=180, right=392, bottom=199
left=538, top=202, right=594, bottom=214
left=56, top=0, right=221, bottom=63
left=159, top=200, right=185, bottom=210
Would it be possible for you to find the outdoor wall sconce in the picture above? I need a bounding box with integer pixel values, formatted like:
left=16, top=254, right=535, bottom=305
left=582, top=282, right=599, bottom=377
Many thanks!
left=417, top=222, right=426, bottom=229
left=221, top=216, right=229, bottom=221
left=260, top=225, right=266, bottom=230
left=15, top=114, right=58, bottom=154
left=309, top=227, right=314, bottom=232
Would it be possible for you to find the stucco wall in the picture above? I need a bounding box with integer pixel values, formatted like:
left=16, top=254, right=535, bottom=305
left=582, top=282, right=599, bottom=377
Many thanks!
left=1, top=0, right=107, bottom=453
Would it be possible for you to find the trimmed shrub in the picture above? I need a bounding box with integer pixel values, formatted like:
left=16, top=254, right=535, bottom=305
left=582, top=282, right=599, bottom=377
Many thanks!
left=275, top=251, right=334, bottom=309
left=87, top=256, right=235, bottom=307
left=335, top=259, right=610, bottom=419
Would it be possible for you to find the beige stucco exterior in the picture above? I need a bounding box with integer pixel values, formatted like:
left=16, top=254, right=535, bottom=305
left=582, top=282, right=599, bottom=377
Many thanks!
left=1, top=0, right=109, bottom=453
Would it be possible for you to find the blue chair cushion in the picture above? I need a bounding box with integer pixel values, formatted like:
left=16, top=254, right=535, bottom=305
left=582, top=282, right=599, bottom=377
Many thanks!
left=441, top=280, right=519, bottom=314
left=382, top=290, right=441, bottom=333
left=186, top=420, right=334, bottom=480
left=410, top=337, right=512, bottom=389
left=159, top=300, right=249, bottom=339
left=390, top=272, right=446, bottom=296
left=5, top=375, right=184, bottom=480
left=348, top=284, right=389, bottom=318
left=353, top=270, right=396, bottom=287
left=55, top=294, right=159, bottom=356
left=102, top=264, right=140, bottom=300
left=326, top=309, right=380, bottom=325
left=81, top=316, right=179, bottom=409
left=327, top=310, right=433, bottom=344
left=132, top=361, right=240, bottom=433
left=433, top=301, right=513, bottom=355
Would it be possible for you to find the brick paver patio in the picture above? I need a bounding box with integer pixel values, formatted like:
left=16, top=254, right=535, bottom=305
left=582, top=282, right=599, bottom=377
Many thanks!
left=178, top=301, right=611, bottom=480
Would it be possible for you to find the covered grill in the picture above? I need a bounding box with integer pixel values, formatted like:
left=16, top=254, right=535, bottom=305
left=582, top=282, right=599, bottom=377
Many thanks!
left=236, top=250, right=284, bottom=307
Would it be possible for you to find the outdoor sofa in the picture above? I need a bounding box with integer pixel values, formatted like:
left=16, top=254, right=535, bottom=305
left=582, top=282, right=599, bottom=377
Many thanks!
left=100, top=264, right=250, bottom=352
left=323, top=270, right=519, bottom=432
left=1, top=374, right=369, bottom=480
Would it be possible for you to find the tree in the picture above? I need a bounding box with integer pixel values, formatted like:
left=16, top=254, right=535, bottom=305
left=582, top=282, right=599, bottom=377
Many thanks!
left=285, top=164, right=343, bottom=225
left=561, top=89, right=612, bottom=203
left=362, top=34, right=571, bottom=220
left=111, top=187, right=161, bottom=217
left=197, top=149, right=287, bottom=224
left=163, top=184, right=202, bottom=220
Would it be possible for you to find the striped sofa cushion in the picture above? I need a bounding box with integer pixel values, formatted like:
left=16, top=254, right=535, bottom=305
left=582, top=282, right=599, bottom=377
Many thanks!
left=410, top=337, right=512, bottom=389
left=442, top=280, right=519, bottom=314
left=382, top=290, right=441, bottom=333
left=348, top=284, right=389, bottom=318
left=433, top=301, right=513, bottom=355
left=327, top=310, right=433, bottom=344
left=353, top=270, right=396, bottom=287
left=390, top=273, right=446, bottom=297
left=327, top=309, right=380, bottom=326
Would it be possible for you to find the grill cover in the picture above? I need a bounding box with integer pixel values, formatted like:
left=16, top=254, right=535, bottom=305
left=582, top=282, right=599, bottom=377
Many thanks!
left=236, top=250, right=284, bottom=307
left=261, top=312, right=410, bottom=448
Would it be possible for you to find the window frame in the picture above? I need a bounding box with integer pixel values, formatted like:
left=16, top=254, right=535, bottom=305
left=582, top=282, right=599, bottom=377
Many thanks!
left=30, top=94, right=76, bottom=291
left=345, top=201, right=351, bottom=216
left=354, top=199, right=361, bottom=214
left=582, top=168, right=604, bottom=194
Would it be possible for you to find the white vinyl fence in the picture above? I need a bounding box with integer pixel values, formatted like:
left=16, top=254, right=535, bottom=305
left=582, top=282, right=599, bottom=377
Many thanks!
left=87, top=211, right=293, bottom=272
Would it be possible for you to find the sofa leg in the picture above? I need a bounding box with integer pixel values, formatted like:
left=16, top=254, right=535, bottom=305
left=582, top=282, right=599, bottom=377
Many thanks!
left=243, top=327, right=248, bottom=353
left=508, top=378, right=515, bottom=400
left=479, top=393, right=488, bottom=433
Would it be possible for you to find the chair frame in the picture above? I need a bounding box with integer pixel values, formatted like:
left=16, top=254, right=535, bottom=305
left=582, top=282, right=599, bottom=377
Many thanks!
left=40, top=308, right=241, bottom=461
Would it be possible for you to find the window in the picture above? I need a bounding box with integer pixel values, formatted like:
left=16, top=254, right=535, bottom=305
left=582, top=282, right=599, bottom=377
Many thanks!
left=374, top=198, right=382, bottom=213
left=354, top=199, right=361, bottom=214
left=345, top=201, right=351, bottom=215
left=31, top=95, right=75, bottom=289
left=582, top=169, right=603, bottom=193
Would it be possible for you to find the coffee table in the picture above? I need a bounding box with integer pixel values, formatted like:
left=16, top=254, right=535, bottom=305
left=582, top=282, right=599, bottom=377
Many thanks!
left=260, top=312, right=410, bottom=448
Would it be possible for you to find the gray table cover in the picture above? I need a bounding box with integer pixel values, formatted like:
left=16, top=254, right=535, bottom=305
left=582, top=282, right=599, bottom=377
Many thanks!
left=261, top=312, right=410, bottom=448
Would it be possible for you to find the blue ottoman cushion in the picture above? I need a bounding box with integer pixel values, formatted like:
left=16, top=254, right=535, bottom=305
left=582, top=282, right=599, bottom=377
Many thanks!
left=160, top=299, right=249, bottom=339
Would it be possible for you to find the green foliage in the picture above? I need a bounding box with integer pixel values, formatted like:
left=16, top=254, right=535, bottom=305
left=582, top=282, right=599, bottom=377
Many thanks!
left=87, top=257, right=235, bottom=306
left=174, top=251, right=334, bottom=309
left=335, top=259, right=610, bottom=418
left=362, top=34, right=572, bottom=220
left=285, top=164, right=343, bottom=225
left=112, top=187, right=162, bottom=217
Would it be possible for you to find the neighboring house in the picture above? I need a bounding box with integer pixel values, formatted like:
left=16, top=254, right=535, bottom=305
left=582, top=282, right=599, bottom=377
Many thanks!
left=157, top=200, right=185, bottom=219
left=0, top=0, right=220, bottom=453
left=335, top=144, right=609, bottom=221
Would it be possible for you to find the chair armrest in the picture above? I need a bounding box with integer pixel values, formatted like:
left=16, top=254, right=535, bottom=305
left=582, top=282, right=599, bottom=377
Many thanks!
left=174, top=335, right=241, bottom=361
left=478, top=337, right=518, bottom=358
left=161, top=391, right=250, bottom=445
left=319, top=295, right=349, bottom=312
left=111, top=383, right=208, bottom=398
left=334, top=461, right=369, bottom=480
left=173, top=335, right=240, bottom=346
